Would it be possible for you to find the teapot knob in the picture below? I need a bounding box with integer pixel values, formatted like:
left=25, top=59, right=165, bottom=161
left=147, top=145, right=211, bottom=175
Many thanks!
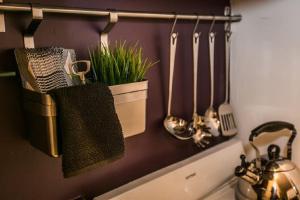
left=240, top=154, right=247, bottom=167
left=268, top=144, right=280, bottom=160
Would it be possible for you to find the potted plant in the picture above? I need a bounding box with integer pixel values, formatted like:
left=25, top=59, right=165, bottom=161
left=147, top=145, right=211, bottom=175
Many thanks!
left=89, top=42, right=157, bottom=137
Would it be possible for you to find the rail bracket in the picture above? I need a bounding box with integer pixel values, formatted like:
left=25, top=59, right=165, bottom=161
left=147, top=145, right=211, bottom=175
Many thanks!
left=24, top=6, right=43, bottom=48
left=100, top=12, right=118, bottom=50
left=0, top=0, right=5, bottom=32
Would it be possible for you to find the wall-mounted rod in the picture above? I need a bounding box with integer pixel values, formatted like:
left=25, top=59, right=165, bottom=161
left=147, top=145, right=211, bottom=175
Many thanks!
left=0, top=3, right=241, bottom=22
left=0, top=3, right=242, bottom=77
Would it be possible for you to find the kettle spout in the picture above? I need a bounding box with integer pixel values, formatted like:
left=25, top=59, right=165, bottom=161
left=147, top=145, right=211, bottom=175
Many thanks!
left=235, top=166, right=260, bottom=186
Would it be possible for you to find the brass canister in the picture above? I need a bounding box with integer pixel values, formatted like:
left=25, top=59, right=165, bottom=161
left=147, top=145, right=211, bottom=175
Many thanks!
left=23, top=89, right=60, bottom=157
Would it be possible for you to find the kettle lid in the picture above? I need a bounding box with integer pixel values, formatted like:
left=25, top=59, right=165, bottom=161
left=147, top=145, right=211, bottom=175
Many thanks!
left=265, top=144, right=296, bottom=172
left=265, top=159, right=296, bottom=172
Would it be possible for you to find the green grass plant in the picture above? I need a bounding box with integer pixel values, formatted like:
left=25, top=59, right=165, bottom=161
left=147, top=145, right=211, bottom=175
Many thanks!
left=89, top=41, right=157, bottom=86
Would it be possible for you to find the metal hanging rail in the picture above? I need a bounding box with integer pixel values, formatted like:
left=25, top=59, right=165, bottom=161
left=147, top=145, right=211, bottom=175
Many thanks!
left=0, top=2, right=242, bottom=77
left=0, top=3, right=241, bottom=21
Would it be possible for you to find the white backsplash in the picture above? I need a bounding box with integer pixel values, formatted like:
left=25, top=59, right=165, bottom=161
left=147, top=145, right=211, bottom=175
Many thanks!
left=231, top=0, right=300, bottom=165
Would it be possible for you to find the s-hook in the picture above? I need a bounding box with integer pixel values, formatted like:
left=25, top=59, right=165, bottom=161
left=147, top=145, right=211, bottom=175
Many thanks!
left=100, top=12, right=118, bottom=49
left=208, top=15, right=216, bottom=40
left=24, top=5, right=43, bottom=48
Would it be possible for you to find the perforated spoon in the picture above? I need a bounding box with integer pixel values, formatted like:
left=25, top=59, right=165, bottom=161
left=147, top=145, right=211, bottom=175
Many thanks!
left=163, top=32, right=190, bottom=140
left=188, top=31, right=212, bottom=147
left=204, top=32, right=220, bottom=136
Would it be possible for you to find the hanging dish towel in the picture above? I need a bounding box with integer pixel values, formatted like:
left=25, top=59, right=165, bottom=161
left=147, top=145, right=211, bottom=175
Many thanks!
left=50, top=83, right=124, bottom=177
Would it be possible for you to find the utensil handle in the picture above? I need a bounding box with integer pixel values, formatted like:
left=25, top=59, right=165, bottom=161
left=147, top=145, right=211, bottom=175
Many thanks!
left=193, top=32, right=200, bottom=114
left=250, top=121, right=296, bottom=160
left=208, top=32, right=216, bottom=108
left=27, top=62, right=42, bottom=92
left=167, top=33, right=178, bottom=116
left=70, top=60, right=91, bottom=85
left=225, top=31, right=231, bottom=103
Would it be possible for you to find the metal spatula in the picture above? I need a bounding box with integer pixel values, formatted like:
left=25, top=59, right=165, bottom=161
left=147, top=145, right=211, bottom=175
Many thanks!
left=218, top=31, right=238, bottom=136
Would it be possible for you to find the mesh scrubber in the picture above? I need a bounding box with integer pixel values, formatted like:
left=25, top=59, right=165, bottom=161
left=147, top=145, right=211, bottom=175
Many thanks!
left=15, top=47, right=74, bottom=93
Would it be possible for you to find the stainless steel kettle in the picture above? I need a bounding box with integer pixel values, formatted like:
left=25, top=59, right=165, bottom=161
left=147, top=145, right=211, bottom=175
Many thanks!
left=235, top=121, right=300, bottom=200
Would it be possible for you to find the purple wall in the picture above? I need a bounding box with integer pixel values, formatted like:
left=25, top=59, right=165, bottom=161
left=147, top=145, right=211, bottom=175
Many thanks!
left=0, top=0, right=229, bottom=199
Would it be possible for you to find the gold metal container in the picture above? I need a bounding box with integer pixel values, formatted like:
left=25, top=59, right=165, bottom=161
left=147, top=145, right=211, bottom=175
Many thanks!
left=23, top=89, right=60, bottom=157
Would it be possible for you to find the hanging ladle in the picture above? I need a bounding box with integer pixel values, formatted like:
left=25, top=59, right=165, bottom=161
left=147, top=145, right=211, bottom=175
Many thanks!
left=204, top=17, right=221, bottom=136
left=163, top=16, right=191, bottom=140
left=188, top=17, right=212, bottom=147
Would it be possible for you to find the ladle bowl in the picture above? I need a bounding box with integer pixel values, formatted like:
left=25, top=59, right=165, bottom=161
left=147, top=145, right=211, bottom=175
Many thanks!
left=204, top=108, right=220, bottom=136
left=188, top=114, right=212, bottom=147
left=164, top=116, right=191, bottom=139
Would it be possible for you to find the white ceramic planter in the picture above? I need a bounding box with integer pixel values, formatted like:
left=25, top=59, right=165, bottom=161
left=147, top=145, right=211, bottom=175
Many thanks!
left=109, top=80, right=148, bottom=137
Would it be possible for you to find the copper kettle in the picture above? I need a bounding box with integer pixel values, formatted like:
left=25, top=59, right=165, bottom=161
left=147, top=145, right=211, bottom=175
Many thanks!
left=235, top=121, right=300, bottom=199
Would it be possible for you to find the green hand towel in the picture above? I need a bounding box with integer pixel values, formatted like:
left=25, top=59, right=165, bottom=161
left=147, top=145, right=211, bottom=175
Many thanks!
left=51, top=83, right=124, bottom=178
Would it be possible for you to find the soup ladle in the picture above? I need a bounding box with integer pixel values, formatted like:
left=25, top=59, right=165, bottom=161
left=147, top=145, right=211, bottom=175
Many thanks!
left=163, top=18, right=191, bottom=140
left=164, top=32, right=190, bottom=139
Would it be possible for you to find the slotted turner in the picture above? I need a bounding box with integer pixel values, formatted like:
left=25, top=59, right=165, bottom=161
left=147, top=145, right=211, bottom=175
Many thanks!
left=218, top=31, right=238, bottom=136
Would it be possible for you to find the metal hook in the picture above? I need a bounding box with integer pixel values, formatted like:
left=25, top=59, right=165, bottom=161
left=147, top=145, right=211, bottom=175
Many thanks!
left=225, top=30, right=232, bottom=42
left=24, top=4, right=43, bottom=48
left=100, top=12, right=118, bottom=49
left=224, top=7, right=232, bottom=43
left=193, top=15, right=200, bottom=34
left=208, top=15, right=216, bottom=34
left=224, top=6, right=232, bottom=33
left=208, top=15, right=216, bottom=42
left=193, top=15, right=201, bottom=44
left=170, top=14, right=178, bottom=35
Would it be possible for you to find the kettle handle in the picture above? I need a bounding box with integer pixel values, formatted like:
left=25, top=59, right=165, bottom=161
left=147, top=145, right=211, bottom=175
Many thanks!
left=249, top=121, right=296, bottom=160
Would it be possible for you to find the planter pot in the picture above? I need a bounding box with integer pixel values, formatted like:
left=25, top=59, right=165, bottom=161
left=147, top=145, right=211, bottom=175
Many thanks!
left=22, top=80, right=148, bottom=157
left=109, top=80, right=148, bottom=138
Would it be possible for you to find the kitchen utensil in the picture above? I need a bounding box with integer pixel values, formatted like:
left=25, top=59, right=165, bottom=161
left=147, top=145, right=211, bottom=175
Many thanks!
left=27, top=47, right=70, bottom=93
left=15, top=47, right=72, bottom=93
left=218, top=31, right=238, bottom=137
left=69, top=60, right=91, bottom=85
left=164, top=32, right=189, bottom=139
left=235, top=121, right=300, bottom=200
left=204, top=24, right=220, bottom=137
left=164, top=17, right=190, bottom=140
left=187, top=18, right=212, bottom=147
left=63, top=49, right=78, bottom=85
